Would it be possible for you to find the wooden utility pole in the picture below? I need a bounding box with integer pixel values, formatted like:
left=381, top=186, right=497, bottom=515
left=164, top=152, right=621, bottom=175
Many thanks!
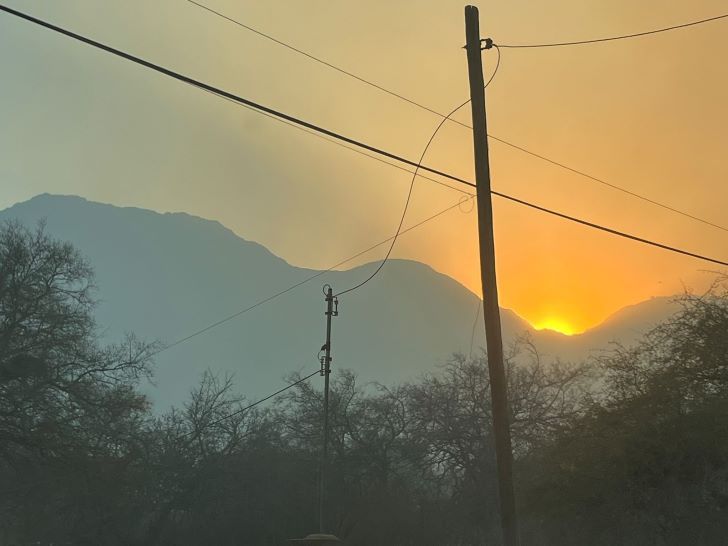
left=464, top=5, right=519, bottom=545
left=318, top=285, right=337, bottom=533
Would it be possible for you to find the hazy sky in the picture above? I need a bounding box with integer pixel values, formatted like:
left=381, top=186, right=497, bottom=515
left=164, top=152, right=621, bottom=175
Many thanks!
left=1, top=0, right=726, bottom=334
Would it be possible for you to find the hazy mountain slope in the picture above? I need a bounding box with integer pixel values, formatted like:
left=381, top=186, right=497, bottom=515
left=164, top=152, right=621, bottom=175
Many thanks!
left=0, top=195, right=680, bottom=407
left=515, top=296, right=681, bottom=363
left=578, top=296, right=680, bottom=348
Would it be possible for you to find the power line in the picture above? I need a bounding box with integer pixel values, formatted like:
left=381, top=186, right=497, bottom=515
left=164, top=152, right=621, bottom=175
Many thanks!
left=156, top=189, right=726, bottom=358
left=183, top=368, right=320, bottom=436
left=334, top=47, right=500, bottom=298
left=0, top=4, right=468, bottom=187
left=7, top=366, right=321, bottom=496
left=196, top=85, right=472, bottom=196
left=185, top=0, right=458, bottom=127
left=487, top=136, right=728, bottom=234
left=184, top=0, right=728, bottom=234
left=2, top=5, right=726, bottom=269
left=180, top=87, right=728, bottom=268
left=154, top=196, right=474, bottom=356
left=498, top=192, right=728, bottom=267
left=496, top=13, right=728, bottom=49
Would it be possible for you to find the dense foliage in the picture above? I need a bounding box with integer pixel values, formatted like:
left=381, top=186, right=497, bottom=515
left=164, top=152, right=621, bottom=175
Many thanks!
left=1, top=223, right=727, bottom=545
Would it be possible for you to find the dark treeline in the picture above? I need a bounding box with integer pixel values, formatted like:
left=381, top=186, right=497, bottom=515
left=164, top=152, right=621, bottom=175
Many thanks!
left=1, top=223, right=727, bottom=545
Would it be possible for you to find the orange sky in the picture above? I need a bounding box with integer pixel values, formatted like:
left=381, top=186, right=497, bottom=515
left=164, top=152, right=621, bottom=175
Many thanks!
left=1, top=0, right=726, bottom=334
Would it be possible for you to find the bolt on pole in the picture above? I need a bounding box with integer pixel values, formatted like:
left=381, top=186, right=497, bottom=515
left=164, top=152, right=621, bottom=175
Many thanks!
left=464, top=5, right=520, bottom=545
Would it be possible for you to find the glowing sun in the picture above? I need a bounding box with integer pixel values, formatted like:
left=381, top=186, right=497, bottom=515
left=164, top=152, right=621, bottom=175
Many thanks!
left=533, top=318, right=577, bottom=336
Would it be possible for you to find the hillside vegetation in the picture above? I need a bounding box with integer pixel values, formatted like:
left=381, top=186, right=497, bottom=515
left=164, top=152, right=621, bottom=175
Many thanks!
left=2, top=222, right=726, bottom=545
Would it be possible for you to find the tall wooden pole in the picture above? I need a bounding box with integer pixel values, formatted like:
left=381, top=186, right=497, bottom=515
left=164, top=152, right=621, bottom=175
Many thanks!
left=464, top=6, right=519, bottom=545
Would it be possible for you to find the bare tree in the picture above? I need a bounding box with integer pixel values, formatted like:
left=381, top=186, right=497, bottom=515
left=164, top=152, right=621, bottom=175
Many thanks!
left=0, top=221, right=159, bottom=545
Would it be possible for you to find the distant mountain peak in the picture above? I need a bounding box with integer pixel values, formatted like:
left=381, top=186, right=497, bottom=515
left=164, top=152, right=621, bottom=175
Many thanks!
left=0, top=194, right=682, bottom=406
left=3, top=193, right=299, bottom=269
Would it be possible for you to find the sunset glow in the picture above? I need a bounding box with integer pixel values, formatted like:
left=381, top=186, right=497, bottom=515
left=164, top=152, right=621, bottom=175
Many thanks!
left=533, top=318, right=578, bottom=336
left=2, top=1, right=727, bottom=540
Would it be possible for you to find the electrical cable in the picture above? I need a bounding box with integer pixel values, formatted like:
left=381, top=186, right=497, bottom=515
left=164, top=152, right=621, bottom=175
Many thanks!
left=6, top=357, right=321, bottom=496
left=184, top=0, right=728, bottom=234
left=185, top=0, right=461, bottom=127
left=182, top=368, right=320, bottom=436
left=487, top=135, right=728, bottom=234
left=181, top=63, right=728, bottom=270
left=334, top=46, right=500, bottom=298
left=1, top=5, right=726, bottom=281
left=153, top=196, right=474, bottom=357
left=4, top=367, right=321, bottom=496
left=497, top=13, right=728, bottom=49
left=193, top=85, right=472, bottom=196
left=0, top=4, right=467, bottom=187
left=496, top=192, right=728, bottom=266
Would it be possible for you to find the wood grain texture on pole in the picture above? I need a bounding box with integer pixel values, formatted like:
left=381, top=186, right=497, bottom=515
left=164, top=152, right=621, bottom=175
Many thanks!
left=464, top=5, right=519, bottom=545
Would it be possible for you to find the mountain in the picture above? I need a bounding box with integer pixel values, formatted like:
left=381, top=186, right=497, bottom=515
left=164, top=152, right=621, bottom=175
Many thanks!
left=522, top=296, right=680, bottom=363
left=0, top=195, right=679, bottom=408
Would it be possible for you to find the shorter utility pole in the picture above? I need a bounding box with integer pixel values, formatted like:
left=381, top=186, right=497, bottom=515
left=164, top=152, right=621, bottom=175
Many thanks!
left=318, top=285, right=337, bottom=534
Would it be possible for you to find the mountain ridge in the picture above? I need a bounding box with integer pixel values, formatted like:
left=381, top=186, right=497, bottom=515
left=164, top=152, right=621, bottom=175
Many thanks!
left=0, top=194, right=680, bottom=407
